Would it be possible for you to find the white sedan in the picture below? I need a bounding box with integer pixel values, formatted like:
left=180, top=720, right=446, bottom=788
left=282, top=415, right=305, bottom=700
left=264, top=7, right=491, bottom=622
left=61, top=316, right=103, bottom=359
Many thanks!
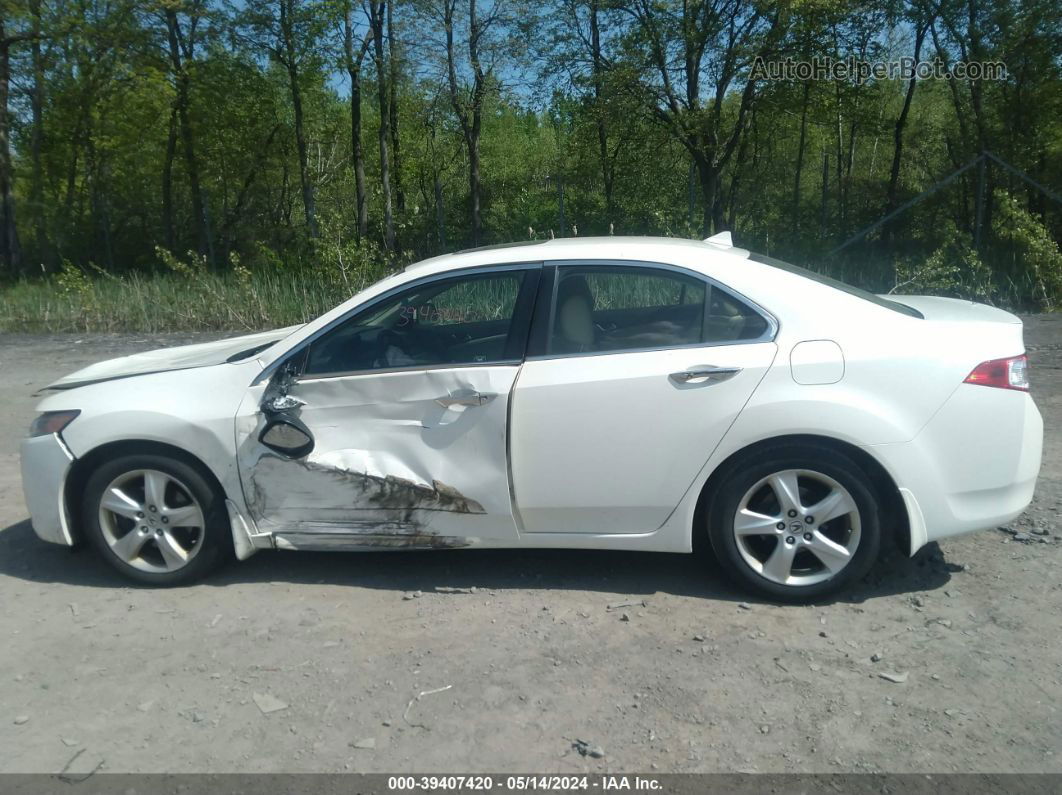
left=20, top=235, right=1043, bottom=600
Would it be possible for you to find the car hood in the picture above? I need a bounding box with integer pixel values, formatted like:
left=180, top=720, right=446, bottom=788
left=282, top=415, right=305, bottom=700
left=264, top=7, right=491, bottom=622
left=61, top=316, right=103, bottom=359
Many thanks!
left=44, top=326, right=302, bottom=390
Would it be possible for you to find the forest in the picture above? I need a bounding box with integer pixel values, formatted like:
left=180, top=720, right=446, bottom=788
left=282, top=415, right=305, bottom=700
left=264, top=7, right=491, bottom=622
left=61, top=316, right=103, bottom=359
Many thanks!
left=0, top=0, right=1060, bottom=331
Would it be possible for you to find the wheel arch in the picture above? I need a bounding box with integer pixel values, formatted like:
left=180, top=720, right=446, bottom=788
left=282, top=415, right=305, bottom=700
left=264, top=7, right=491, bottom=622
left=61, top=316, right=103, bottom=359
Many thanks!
left=693, top=433, right=910, bottom=555
left=64, top=439, right=230, bottom=546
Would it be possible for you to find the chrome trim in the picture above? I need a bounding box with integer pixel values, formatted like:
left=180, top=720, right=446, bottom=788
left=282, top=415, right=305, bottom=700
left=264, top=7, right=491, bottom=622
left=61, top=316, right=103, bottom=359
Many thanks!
left=295, top=359, right=522, bottom=384
left=670, top=366, right=742, bottom=383
left=252, top=262, right=544, bottom=386
left=526, top=337, right=775, bottom=362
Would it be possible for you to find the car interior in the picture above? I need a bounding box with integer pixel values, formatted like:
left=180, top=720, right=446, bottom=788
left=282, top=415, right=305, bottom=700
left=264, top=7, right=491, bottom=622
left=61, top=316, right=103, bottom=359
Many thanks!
left=300, top=266, right=771, bottom=377
left=302, top=274, right=522, bottom=376
left=550, top=270, right=769, bottom=354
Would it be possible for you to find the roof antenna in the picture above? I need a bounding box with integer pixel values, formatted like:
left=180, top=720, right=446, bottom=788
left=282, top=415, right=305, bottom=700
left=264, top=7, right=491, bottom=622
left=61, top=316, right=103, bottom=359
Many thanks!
left=703, top=231, right=732, bottom=247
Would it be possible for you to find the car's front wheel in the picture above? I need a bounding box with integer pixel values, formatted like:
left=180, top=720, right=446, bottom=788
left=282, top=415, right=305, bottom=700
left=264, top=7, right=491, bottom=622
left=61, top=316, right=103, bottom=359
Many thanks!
left=82, top=453, right=231, bottom=585
left=707, top=446, right=881, bottom=602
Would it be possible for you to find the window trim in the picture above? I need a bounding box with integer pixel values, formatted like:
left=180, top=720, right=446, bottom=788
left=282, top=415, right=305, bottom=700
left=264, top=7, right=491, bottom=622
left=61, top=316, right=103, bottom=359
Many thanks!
left=525, top=259, right=778, bottom=361
left=257, top=262, right=543, bottom=385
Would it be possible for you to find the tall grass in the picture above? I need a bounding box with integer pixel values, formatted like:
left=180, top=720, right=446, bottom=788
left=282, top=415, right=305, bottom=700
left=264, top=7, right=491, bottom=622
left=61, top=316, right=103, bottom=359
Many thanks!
left=0, top=269, right=368, bottom=334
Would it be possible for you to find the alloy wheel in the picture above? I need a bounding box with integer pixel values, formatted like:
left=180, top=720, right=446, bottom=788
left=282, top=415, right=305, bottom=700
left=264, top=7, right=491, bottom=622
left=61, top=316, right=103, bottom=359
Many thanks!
left=732, top=468, right=861, bottom=586
left=97, top=469, right=206, bottom=573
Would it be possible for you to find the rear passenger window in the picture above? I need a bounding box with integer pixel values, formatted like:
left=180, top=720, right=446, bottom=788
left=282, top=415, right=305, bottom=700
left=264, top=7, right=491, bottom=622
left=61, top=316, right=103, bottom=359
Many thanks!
left=548, top=265, right=768, bottom=355
left=706, top=284, right=770, bottom=342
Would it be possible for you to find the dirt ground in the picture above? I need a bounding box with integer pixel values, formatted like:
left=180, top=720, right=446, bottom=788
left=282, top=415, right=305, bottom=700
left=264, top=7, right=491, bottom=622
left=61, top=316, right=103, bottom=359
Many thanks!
left=0, top=318, right=1059, bottom=775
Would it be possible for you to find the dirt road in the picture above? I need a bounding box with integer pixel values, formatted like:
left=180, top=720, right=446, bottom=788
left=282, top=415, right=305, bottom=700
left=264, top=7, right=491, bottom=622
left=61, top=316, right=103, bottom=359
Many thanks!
left=0, top=319, right=1059, bottom=774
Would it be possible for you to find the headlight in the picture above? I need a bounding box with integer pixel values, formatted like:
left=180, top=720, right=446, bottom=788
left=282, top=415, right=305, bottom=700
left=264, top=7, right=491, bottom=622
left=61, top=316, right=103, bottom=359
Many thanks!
left=29, top=410, right=81, bottom=438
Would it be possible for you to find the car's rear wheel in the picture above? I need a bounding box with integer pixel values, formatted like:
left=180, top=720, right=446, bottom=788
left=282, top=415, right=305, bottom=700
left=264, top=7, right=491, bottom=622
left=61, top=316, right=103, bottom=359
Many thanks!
left=707, top=447, right=881, bottom=602
left=82, top=453, right=230, bottom=585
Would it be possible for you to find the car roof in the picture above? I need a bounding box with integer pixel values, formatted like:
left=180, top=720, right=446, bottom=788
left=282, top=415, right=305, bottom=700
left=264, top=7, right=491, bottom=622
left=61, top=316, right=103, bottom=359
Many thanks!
left=403, top=235, right=750, bottom=276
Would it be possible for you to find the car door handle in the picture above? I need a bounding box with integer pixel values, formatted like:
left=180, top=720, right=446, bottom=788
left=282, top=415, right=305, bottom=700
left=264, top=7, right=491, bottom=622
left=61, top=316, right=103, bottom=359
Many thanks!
left=670, top=366, right=742, bottom=384
left=435, top=390, right=496, bottom=408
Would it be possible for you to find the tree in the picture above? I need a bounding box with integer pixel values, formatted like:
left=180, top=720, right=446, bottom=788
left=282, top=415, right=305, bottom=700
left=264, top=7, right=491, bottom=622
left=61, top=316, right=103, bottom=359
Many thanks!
left=443, top=0, right=492, bottom=245
left=0, top=3, right=36, bottom=275
left=156, top=0, right=213, bottom=262
left=241, top=0, right=332, bottom=238
left=368, top=0, right=395, bottom=252
left=613, top=0, right=790, bottom=235
left=341, top=0, right=371, bottom=240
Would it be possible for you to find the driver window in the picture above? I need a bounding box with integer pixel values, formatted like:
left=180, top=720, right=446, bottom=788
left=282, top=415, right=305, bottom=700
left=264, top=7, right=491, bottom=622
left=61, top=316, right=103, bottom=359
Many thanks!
left=302, top=271, right=525, bottom=377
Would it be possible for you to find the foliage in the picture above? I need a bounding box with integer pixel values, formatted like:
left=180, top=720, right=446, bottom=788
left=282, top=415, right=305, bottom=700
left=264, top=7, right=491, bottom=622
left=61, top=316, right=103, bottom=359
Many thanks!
left=894, top=227, right=995, bottom=303
left=0, top=0, right=1059, bottom=328
left=992, top=191, right=1062, bottom=310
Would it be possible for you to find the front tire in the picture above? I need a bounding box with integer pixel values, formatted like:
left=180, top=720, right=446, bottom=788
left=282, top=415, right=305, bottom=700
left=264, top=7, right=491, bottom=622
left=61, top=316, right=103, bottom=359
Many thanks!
left=707, top=446, right=881, bottom=602
left=82, top=453, right=231, bottom=585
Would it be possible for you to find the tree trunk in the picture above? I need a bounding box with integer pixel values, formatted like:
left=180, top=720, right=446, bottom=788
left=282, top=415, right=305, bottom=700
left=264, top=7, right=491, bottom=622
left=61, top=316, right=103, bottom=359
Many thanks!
left=434, top=167, right=446, bottom=250
left=694, top=153, right=721, bottom=237
left=0, top=32, right=21, bottom=277
left=387, top=0, right=404, bottom=215
left=589, top=0, right=613, bottom=221
left=819, top=149, right=829, bottom=233
left=884, top=22, right=927, bottom=242
left=467, top=122, right=482, bottom=245
left=343, top=6, right=369, bottom=241
left=791, top=80, right=810, bottom=233
left=166, top=10, right=211, bottom=262
left=370, top=1, right=394, bottom=252
left=728, top=118, right=753, bottom=231
left=467, top=0, right=484, bottom=246
left=162, top=107, right=177, bottom=251
left=30, top=0, right=50, bottom=269
left=446, top=0, right=485, bottom=245
left=280, top=0, right=318, bottom=238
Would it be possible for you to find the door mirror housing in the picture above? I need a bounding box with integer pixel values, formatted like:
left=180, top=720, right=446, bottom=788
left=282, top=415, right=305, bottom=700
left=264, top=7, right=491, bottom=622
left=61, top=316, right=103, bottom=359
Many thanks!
left=259, top=417, right=314, bottom=459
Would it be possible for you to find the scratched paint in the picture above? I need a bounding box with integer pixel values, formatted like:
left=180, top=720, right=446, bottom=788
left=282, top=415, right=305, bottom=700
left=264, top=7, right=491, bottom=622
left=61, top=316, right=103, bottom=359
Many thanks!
left=234, top=362, right=522, bottom=547
left=247, top=452, right=484, bottom=528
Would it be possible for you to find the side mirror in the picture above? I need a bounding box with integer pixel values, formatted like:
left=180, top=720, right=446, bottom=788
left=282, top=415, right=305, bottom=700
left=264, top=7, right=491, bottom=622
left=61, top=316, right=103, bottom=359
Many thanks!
left=259, top=417, right=314, bottom=459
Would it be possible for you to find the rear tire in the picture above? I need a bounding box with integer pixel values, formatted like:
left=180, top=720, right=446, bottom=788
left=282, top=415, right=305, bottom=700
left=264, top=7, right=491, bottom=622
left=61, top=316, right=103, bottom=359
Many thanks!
left=82, top=453, right=231, bottom=586
left=707, top=445, right=880, bottom=602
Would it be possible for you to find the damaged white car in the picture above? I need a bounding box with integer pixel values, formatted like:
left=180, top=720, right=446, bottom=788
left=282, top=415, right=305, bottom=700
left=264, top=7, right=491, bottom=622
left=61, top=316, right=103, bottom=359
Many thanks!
left=20, top=235, right=1043, bottom=600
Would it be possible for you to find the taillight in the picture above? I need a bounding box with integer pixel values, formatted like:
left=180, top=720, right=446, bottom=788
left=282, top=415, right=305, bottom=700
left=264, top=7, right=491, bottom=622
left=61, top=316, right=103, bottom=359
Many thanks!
left=963, top=355, right=1029, bottom=391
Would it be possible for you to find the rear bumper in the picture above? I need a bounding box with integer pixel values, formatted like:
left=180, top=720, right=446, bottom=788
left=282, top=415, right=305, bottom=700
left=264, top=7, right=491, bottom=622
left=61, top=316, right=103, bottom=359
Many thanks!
left=19, top=433, right=76, bottom=546
left=868, top=386, right=1042, bottom=554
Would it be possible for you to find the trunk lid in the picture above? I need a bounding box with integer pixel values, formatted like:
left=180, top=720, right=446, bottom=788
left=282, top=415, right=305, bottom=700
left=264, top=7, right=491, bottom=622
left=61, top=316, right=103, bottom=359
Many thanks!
left=883, top=295, right=1026, bottom=364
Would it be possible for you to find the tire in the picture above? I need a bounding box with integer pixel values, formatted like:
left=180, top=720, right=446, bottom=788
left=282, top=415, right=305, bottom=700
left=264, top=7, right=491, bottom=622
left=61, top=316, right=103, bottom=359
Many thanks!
left=706, top=445, right=881, bottom=602
left=82, top=452, right=231, bottom=586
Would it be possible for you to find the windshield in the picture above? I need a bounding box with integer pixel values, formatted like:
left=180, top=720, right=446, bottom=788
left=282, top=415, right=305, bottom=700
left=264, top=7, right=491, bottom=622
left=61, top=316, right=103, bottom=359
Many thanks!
left=749, top=252, right=924, bottom=319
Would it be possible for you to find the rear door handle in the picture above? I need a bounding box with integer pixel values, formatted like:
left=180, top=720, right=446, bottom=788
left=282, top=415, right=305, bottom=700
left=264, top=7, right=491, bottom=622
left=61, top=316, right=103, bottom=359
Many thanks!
left=670, top=365, right=742, bottom=384
left=435, top=390, right=496, bottom=408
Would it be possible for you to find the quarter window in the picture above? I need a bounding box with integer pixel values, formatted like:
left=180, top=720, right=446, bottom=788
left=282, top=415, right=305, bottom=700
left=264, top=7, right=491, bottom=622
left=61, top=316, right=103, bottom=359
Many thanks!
left=548, top=265, right=768, bottom=355
left=303, top=271, right=526, bottom=376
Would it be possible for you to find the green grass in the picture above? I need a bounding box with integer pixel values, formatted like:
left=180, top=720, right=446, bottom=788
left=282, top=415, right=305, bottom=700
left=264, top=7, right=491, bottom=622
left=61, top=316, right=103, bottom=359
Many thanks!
left=0, top=270, right=363, bottom=333
left=2, top=256, right=1055, bottom=335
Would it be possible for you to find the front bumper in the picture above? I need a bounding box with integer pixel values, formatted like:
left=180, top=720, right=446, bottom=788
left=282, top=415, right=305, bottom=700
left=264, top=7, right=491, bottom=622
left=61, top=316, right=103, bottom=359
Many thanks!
left=20, top=433, right=76, bottom=546
left=870, top=386, right=1043, bottom=554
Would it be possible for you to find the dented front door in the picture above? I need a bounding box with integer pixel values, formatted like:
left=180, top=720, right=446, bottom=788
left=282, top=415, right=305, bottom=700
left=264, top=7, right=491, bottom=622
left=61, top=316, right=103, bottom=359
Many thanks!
left=233, top=266, right=537, bottom=548
left=235, top=365, right=521, bottom=548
